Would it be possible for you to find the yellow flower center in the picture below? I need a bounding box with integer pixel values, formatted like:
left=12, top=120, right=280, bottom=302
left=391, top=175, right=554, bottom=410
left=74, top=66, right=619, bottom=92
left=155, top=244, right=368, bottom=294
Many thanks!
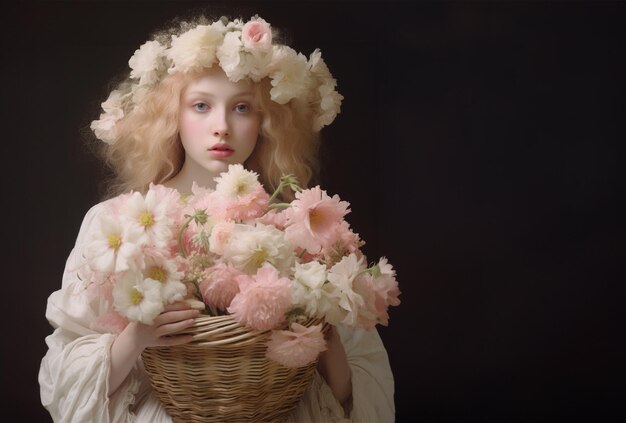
left=251, top=249, right=268, bottom=268
left=148, top=266, right=167, bottom=283
left=130, top=288, right=144, bottom=305
left=309, top=209, right=324, bottom=231
left=107, top=234, right=121, bottom=250
left=236, top=182, right=249, bottom=196
left=139, top=211, right=154, bottom=228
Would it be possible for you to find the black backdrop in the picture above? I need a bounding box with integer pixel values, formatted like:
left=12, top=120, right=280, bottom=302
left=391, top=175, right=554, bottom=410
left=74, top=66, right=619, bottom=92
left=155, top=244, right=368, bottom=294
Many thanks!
left=2, top=1, right=624, bottom=422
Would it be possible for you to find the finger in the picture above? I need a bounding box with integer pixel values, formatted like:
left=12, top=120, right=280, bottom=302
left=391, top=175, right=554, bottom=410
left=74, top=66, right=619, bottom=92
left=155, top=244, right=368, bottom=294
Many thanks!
left=155, top=317, right=197, bottom=337
left=153, top=309, right=200, bottom=326
left=162, top=301, right=193, bottom=312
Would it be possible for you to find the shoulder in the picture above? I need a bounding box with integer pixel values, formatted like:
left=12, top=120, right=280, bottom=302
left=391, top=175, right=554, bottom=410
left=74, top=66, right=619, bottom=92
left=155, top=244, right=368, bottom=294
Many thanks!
left=73, top=194, right=131, bottom=244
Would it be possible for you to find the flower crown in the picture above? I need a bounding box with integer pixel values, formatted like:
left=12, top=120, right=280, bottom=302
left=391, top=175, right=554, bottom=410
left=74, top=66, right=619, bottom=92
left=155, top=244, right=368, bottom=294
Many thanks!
left=91, top=16, right=344, bottom=144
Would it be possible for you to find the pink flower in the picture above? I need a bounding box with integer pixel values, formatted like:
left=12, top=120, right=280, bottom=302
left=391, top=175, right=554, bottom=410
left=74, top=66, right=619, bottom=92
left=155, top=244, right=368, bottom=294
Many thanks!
left=285, top=186, right=350, bottom=254
left=353, top=258, right=401, bottom=328
left=207, top=185, right=269, bottom=221
left=319, top=220, right=365, bottom=266
left=256, top=209, right=288, bottom=230
left=371, top=258, right=401, bottom=325
left=208, top=221, right=235, bottom=256
left=353, top=273, right=380, bottom=330
left=186, top=182, right=214, bottom=213
left=199, top=263, right=242, bottom=311
left=266, top=323, right=327, bottom=367
left=242, top=18, right=272, bottom=51
left=227, top=266, right=292, bottom=331
left=207, top=165, right=270, bottom=221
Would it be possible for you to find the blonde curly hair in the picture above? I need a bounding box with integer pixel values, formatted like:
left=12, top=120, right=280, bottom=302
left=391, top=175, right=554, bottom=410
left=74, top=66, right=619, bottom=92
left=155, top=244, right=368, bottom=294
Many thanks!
left=92, top=15, right=338, bottom=200
left=101, top=69, right=319, bottom=200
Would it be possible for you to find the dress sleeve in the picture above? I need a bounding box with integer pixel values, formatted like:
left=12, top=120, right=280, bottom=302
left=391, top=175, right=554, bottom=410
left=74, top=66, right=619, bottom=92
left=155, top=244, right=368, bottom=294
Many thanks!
left=38, top=202, right=142, bottom=423
left=288, top=325, right=396, bottom=423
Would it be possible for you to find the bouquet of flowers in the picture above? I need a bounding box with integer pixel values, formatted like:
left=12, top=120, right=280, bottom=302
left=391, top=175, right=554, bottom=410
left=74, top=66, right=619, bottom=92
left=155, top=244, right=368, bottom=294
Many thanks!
left=83, top=164, right=401, bottom=367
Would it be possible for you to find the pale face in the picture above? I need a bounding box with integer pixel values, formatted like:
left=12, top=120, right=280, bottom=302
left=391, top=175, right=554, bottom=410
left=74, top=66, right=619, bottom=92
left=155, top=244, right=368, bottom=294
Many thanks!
left=177, top=67, right=261, bottom=189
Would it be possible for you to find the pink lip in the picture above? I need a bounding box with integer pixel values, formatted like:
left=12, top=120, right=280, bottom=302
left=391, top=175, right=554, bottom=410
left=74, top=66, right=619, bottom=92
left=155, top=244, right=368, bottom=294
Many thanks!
left=209, top=143, right=234, bottom=158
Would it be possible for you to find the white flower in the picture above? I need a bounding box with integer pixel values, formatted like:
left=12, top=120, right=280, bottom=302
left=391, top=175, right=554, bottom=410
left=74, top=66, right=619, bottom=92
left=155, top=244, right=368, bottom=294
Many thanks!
left=90, top=90, right=126, bottom=144
left=324, top=253, right=366, bottom=326
left=268, top=46, right=310, bottom=104
left=143, top=254, right=187, bottom=304
left=128, top=40, right=167, bottom=85
left=314, top=83, right=344, bottom=131
left=223, top=223, right=295, bottom=276
left=120, top=190, right=173, bottom=248
left=308, top=49, right=343, bottom=130
left=213, top=164, right=262, bottom=200
left=216, top=31, right=245, bottom=81
left=85, top=212, right=144, bottom=273
left=293, top=261, right=337, bottom=318
left=217, top=31, right=271, bottom=82
left=93, top=17, right=344, bottom=146
left=112, top=269, right=164, bottom=324
left=167, top=24, right=224, bottom=73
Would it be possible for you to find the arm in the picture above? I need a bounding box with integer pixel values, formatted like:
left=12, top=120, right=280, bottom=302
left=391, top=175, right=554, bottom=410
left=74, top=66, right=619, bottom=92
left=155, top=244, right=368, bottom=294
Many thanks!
left=288, top=324, right=395, bottom=422
left=108, top=303, right=199, bottom=396
left=38, top=202, right=197, bottom=420
left=316, top=325, right=352, bottom=410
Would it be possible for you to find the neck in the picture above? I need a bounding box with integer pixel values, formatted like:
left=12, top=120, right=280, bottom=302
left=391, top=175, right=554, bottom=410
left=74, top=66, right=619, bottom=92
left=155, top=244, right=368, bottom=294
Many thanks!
left=163, top=161, right=219, bottom=193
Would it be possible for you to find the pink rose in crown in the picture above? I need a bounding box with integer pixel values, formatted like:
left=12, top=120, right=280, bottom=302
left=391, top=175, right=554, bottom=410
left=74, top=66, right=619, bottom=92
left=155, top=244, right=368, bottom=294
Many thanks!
left=242, top=18, right=272, bottom=51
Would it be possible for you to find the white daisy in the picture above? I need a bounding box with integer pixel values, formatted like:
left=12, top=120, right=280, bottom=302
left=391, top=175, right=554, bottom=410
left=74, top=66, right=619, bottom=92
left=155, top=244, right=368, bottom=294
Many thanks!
left=120, top=190, right=172, bottom=248
left=223, top=223, right=295, bottom=276
left=112, top=269, right=164, bottom=324
left=85, top=213, right=144, bottom=273
left=143, top=254, right=187, bottom=304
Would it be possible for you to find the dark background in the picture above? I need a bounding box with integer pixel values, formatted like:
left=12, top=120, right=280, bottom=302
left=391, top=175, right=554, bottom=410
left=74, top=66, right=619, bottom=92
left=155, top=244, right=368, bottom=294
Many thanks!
left=2, top=1, right=624, bottom=422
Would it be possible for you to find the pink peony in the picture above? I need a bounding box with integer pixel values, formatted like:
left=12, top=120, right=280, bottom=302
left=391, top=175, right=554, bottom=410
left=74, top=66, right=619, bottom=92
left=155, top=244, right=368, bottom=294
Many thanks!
left=266, top=323, right=327, bottom=367
left=242, top=18, right=272, bottom=51
left=227, top=266, right=292, bottom=331
left=207, top=185, right=269, bottom=221
left=319, top=220, right=365, bottom=266
left=207, top=166, right=270, bottom=221
left=284, top=186, right=350, bottom=254
left=256, top=209, right=288, bottom=230
left=199, top=263, right=242, bottom=311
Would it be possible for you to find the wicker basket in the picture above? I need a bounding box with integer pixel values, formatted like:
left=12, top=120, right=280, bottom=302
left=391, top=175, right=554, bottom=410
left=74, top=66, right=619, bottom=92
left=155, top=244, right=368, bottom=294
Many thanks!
left=141, top=315, right=325, bottom=422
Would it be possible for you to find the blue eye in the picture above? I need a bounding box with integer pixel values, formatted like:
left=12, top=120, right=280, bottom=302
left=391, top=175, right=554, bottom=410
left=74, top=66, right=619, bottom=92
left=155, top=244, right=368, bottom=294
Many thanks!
left=235, top=103, right=250, bottom=113
left=193, top=102, right=209, bottom=112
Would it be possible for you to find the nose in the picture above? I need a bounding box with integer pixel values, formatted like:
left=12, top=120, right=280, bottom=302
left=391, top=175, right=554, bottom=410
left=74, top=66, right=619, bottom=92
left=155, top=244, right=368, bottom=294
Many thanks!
left=211, top=107, right=230, bottom=137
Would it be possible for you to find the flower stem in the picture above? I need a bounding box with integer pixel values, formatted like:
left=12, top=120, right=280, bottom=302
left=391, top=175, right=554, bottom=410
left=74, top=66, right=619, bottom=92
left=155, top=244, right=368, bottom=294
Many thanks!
left=267, top=202, right=291, bottom=210
left=177, top=215, right=194, bottom=258
left=268, top=174, right=301, bottom=204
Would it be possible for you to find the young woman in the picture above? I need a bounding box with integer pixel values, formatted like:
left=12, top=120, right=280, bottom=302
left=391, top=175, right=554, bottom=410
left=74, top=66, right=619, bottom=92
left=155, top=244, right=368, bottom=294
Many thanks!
left=39, top=15, right=395, bottom=422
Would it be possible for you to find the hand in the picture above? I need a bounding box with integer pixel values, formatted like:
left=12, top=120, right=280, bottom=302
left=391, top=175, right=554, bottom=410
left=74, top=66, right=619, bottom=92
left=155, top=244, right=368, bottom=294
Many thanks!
left=108, top=301, right=199, bottom=396
left=131, top=301, right=200, bottom=350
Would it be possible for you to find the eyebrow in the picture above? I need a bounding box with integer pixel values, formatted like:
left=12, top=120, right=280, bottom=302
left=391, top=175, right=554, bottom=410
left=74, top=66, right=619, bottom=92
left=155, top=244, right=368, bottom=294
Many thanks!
left=185, top=91, right=254, bottom=97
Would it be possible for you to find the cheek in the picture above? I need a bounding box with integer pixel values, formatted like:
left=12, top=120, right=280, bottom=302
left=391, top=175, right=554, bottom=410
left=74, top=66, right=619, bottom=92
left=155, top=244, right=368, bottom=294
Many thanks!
left=179, top=114, right=205, bottom=139
left=242, top=117, right=261, bottom=144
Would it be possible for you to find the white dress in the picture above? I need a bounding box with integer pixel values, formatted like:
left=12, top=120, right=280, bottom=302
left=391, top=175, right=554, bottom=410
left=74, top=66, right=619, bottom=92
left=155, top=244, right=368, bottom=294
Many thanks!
left=38, top=201, right=396, bottom=422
